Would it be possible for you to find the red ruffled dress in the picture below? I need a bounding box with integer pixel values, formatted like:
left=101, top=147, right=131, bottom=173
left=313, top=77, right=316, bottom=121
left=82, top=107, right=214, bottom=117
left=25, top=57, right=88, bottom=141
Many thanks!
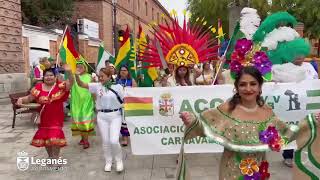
left=30, top=81, right=69, bottom=147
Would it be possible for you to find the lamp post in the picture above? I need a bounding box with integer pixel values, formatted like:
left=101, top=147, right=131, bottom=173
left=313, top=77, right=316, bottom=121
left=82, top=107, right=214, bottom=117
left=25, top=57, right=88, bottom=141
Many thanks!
left=112, top=0, right=118, bottom=56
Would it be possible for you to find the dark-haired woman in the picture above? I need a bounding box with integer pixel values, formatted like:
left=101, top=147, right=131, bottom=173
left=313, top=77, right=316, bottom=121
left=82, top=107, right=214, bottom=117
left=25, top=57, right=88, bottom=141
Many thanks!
left=116, top=65, right=137, bottom=146
left=194, top=62, right=215, bottom=85
left=76, top=67, right=124, bottom=172
left=179, top=66, right=320, bottom=179
left=17, top=66, right=72, bottom=161
left=174, top=65, right=193, bottom=86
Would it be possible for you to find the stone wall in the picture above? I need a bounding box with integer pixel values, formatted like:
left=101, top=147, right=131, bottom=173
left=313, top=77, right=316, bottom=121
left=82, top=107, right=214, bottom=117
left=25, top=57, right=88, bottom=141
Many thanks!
left=0, top=0, right=28, bottom=102
left=0, top=0, right=24, bottom=74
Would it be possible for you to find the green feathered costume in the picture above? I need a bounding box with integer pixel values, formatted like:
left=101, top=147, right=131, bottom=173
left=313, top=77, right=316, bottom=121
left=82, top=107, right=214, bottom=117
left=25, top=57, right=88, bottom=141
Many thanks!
left=253, top=11, right=311, bottom=64
left=267, top=38, right=311, bottom=65
left=253, top=12, right=297, bottom=43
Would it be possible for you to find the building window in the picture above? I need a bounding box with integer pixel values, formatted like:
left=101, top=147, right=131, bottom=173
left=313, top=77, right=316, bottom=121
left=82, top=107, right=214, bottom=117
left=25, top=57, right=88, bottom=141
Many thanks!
left=145, top=1, right=148, bottom=16
left=157, top=12, right=160, bottom=23
left=152, top=8, right=154, bottom=20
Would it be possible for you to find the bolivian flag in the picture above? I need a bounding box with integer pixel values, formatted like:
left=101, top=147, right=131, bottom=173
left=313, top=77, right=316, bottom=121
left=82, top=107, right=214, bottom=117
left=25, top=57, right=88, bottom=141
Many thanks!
left=59, top=27, right=79, bottom=73
left=124, top=97, right=153, bottom=117
left=114, top=26, right=131, bottom=69
left=216, top=18, right=225, bottom=45
left=137, top=25, right=158, bottom=87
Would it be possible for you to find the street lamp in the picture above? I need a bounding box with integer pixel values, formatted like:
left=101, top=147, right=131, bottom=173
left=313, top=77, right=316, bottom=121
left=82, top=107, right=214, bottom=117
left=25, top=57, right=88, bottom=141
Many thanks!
left=112, top=0, right=118, bottom=56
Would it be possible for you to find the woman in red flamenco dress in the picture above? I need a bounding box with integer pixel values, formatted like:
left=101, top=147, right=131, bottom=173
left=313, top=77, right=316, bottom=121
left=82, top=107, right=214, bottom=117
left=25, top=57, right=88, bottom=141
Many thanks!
left=17, top=66, right=73, bottom=159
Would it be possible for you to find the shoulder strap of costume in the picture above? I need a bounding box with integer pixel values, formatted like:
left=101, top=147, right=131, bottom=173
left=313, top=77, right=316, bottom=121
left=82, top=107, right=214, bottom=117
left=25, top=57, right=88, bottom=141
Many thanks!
left=108, top=87, right=123, bottom=104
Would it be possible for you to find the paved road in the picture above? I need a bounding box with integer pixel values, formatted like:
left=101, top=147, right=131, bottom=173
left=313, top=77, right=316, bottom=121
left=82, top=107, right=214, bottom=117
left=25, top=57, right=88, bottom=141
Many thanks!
left=0, top=104, right=292, bottom=180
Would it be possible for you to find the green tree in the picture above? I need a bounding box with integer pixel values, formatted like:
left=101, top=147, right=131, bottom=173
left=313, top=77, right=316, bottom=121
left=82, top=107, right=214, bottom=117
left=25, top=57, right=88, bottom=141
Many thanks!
left=187, top=0, right=230, bottom=37
left=187, top=0, right=320, bottom=38
left=22, top=0, right=74, bottom=28
left=187, top=0, right=270, bottom=37
left=266, top=0, right=320, bottom=38
left=292, top=0, right=320, bottom=38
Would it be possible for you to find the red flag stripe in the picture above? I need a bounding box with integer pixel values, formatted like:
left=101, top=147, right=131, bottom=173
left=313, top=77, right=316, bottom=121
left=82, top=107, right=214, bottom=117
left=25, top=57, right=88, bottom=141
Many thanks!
left=65, top=28, right=79, bottom=58
left=124, top=97, right=153, bottom=103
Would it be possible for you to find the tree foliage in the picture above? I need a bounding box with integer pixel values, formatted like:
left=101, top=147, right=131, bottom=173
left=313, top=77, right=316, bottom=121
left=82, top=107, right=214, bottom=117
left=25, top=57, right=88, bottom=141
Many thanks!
left=187, top=0, right=230, bottom=37
left=267, top=0, right=320, bottom=38
left=21, top=0, right=74, bottom=28
left=187, top=0, right=320, bottom=38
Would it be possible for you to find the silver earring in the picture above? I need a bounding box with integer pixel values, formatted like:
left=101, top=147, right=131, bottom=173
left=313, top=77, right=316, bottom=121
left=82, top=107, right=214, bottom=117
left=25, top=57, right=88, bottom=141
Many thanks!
left=233, top=88, right=237, bottom=94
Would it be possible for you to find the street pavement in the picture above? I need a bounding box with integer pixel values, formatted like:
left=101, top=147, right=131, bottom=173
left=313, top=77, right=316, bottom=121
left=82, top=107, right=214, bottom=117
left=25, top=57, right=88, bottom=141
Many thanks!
left=0, top=104, right=292, bottom=180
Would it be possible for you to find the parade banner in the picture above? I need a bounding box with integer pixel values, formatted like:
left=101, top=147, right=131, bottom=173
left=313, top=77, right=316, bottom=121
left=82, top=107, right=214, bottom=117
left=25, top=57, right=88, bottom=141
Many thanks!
left=124, top=80, right=320, bottom=155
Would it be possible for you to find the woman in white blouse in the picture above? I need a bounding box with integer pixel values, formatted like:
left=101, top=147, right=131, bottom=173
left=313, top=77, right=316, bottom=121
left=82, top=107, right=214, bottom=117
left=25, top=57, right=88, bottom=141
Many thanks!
left=75, top=67, right=124, bottom=172
left=194, top=62, right=215, bottom=85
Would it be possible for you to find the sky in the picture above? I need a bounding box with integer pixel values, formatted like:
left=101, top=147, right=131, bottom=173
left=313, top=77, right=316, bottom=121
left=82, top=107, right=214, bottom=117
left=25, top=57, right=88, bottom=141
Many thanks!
left=158, top=0, right=188, bottom=24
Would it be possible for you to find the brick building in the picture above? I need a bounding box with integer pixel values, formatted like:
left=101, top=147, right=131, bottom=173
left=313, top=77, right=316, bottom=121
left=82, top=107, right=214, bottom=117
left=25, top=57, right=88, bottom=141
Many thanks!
left=74, top=0, right=170, bottom=57
left=0, top=0, right=30, bottom=99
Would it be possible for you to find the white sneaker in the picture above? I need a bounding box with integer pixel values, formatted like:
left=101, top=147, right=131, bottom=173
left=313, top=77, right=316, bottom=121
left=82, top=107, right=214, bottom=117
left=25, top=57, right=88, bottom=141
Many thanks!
left=104, top=163, right=112, bottom=172
left=116, top=161, right=124, bottom=172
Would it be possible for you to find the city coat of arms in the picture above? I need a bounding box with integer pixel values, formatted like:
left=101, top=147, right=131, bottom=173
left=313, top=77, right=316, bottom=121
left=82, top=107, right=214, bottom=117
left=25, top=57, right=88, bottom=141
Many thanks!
left=159, top=93, right=174, bottom=116
left=17, top=151, right=29, bottom=171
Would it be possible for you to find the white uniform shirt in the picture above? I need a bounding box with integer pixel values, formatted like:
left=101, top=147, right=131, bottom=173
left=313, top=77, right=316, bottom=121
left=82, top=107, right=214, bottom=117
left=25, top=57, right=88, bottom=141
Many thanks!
left=88, top=83, right=124, bottom=110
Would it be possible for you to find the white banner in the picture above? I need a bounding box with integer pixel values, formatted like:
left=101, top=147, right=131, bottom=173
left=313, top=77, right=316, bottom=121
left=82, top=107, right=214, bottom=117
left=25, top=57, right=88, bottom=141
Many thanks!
left=124, top=80, right=320, bottom=155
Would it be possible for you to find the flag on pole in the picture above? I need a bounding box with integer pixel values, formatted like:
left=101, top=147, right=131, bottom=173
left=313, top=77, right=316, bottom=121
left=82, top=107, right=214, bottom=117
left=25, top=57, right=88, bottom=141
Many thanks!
left=96, top=43, right=114, bottom=73
left=137, top=24, right=158, bottom=87
left=216, top=18, right=225, bottom=45
left=137, top=25, right=148, bottom=56
left=114, top=26, right=131, bottom=69
left=114, top=26, right=137, bottom=80
left=59, top=27, right=79, bottom=73
left=127, top=34, right=137, bottom=80
left=225, top=22, right=245, bottom=61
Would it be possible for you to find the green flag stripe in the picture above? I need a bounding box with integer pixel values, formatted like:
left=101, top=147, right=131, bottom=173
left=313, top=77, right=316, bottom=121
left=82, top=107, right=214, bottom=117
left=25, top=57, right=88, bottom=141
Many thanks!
left=59, top=46, right=67, bottom=63
left=97, top=45, right=104, bottom=64
left=306, top=90, right=320, bottom=97
left=125, top=110, right=153, bottom=117
left=306, top=103, right=320, bottom=110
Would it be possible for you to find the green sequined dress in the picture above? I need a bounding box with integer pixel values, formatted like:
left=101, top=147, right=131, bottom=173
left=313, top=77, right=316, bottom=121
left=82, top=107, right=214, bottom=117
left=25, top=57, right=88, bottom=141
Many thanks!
left=176, top=106, right=319, bottom=180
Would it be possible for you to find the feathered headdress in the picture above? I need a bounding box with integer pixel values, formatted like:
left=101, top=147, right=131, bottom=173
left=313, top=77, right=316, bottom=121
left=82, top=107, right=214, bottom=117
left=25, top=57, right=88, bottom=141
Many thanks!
left=254, top=11, right=311, bottom=64
left=240, top=7, right=261, bottom=40
left=230, top=38, right=272, bottom=81
left=253, top=12, right=297, bottom=43
left=267, top=38, right=311, bottom=64
left=140, top=12, right=219, bottom=67
left=228, top=8, right=311, bottom=83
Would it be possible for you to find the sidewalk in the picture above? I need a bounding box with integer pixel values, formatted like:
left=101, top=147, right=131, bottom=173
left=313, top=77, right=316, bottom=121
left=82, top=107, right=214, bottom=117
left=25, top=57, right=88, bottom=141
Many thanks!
left=0, top=104, right=292, bottom=180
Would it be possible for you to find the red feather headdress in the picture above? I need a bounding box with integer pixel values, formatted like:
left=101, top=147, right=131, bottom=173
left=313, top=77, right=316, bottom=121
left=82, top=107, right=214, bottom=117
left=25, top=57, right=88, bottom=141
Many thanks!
left=140, top=14, right=219, bottom=67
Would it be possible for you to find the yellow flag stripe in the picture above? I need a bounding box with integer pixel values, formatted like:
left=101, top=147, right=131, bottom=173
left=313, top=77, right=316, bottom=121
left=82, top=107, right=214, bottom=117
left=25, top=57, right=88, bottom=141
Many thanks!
left=124, top=103, right=153, bottom=110
left=148, top=67, right=158, bottom=81
left=115, top=39, right=131, bottom=67
left=63, top=37, right=77, bottom=73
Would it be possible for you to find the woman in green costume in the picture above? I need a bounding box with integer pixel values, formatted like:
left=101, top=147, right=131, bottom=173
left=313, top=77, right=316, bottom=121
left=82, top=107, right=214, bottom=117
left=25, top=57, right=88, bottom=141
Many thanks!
left=179, top=66, right=320, bottom=180
left=70, top=60, right=95, bottom=149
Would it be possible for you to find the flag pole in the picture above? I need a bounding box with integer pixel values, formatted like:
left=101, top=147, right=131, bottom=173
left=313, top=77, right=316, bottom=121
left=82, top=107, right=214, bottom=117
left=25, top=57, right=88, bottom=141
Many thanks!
left=56, top=25, right=68, bottom=67
left=211, top=38, right=232, bottom=85
left=84, top=60, right=96, bottom=73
